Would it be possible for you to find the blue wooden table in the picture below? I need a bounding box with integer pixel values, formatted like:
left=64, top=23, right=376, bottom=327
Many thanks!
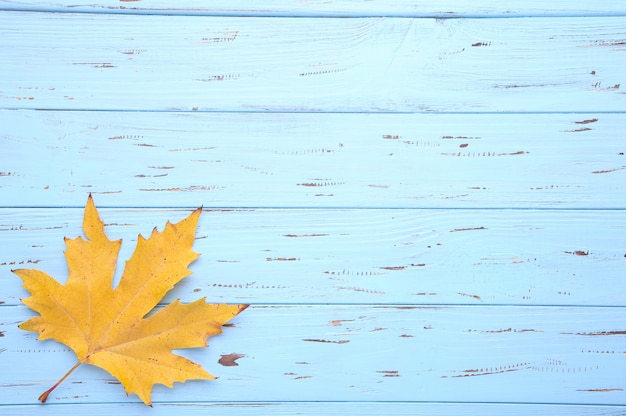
left=1, top=1, right=626, bottom=414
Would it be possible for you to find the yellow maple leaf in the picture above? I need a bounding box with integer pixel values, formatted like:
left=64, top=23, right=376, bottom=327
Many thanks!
left=14, top=195, right=247, bottom=406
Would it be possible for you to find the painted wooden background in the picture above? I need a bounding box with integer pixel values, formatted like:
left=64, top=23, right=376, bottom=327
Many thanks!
left=1, top=1, right=625, bottom=414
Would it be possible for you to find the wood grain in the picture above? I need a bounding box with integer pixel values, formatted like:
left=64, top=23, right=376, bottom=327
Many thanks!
left=2, top=0, right=626, bottom=17
left=1, top=208, right=624, bottom=307
left=2, top=305, right=626, bottom=405
left=2, top=111, right=624, bottom=208
left=2, top=402, right=625, bottom=416
left=1, top=2, right=625, bottom=414
left=1, top=13, right=625, bottom=112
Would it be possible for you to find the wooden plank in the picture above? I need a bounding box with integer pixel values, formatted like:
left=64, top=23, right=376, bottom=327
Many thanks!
left=1, top=402, right=625, bottom=416
left=2, top=0, right=626, bottom=17
left=2, top=6, right=625, bottom=415
left=2, top=13, right=625, bottom=112
left=2, top=111, right=625, bottom=209
left=2, top=208, right=624, bottom=306
left=2, top=305, right=625, bottom=405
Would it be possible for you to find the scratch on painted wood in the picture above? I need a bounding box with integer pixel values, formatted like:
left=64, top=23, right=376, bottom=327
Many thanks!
left=218, top=353, right=247, bottom=367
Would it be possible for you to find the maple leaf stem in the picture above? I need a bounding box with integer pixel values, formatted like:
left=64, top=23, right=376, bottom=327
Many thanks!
left=38, top=360, right=82, bottom=403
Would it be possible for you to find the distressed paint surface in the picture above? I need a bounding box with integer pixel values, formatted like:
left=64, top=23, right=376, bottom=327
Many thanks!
left=2, top=305, right=626, bottom=404
left=2, top=0, right=626, bottom=16
left=0, top=1, right=625, bottom=415
left=1, top=13, right=626, bottom=112
left=1, top=111, right=624, bottom=208
left=1, top=208, right=625, bottom=306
